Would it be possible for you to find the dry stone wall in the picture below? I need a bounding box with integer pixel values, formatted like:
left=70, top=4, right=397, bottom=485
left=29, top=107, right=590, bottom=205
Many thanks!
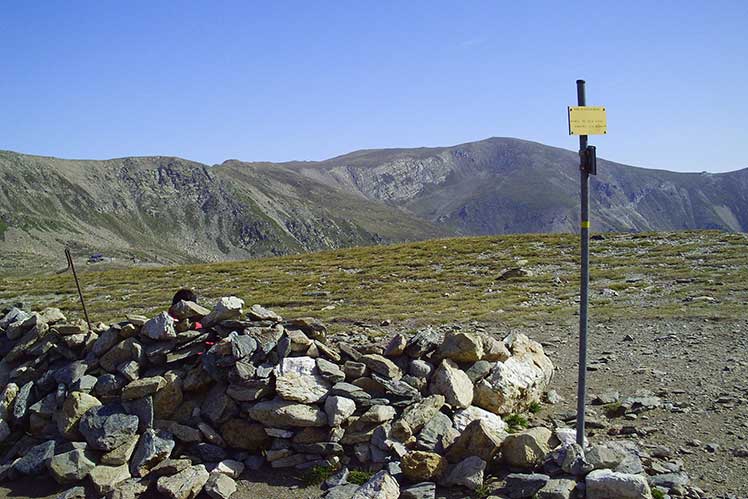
left=0, top=299, right=702, bottom=499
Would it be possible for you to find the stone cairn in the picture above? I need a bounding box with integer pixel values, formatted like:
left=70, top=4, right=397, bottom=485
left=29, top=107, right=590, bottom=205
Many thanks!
left=0, top=299, right=702, bottom=499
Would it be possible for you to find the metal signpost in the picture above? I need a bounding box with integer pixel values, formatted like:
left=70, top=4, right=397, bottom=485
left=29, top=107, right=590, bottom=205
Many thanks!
left=568, top=80, right=606, bottom=446
left=65, top=247, right=93, bottom=331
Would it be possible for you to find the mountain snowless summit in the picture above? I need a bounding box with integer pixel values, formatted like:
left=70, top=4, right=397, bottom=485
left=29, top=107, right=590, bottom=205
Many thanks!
left=1, top=137, right=746, bottom=271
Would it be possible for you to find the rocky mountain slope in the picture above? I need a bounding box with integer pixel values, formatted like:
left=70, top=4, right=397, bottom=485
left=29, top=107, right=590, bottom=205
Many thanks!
left=0, top=152, right=446, bottom=274
left=1, top=138, right=746, bottom=274
left=294, top=137, right=748, bottom=235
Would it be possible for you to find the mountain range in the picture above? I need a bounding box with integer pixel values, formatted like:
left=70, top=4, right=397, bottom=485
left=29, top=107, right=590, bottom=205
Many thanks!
left=1, top=137, right=746, bottom=274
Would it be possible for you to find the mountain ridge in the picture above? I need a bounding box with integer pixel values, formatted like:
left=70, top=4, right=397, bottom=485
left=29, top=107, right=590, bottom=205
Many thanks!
left=1, top=138, right=746, bottom=274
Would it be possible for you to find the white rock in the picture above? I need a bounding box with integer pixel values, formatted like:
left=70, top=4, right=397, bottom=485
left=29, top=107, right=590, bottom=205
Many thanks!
left=203, top=297, right=244, bottom=327
left=453, top=406, right=508, bottom=435
left=325, top=396, right=356, bottom=427
left=474, top=333, right=554, bottom=415
left=275, top=356, right=316, bottom=376
left=586, top=469, right=653, bottom=499
left=140, top=312, right=176, bottom=341
left=429, top=359, right=473, bottom=409
left=214, top=459, right=244, bottom=478
left=276, top=371, right=330, bottom=404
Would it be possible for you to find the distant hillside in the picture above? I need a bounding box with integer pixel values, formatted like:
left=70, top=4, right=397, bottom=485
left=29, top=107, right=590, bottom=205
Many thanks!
left=1, top=137, right=746, bottom=274
left=0, top=152, right=446, bottom=274
left=294, top=137, right=748, bottom=234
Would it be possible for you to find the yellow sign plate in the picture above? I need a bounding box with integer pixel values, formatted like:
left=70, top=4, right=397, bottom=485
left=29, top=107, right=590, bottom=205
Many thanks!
left=568, top=106, right=607, bottom=135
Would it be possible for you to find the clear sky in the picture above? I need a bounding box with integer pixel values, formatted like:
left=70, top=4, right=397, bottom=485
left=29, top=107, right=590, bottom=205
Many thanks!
left=1, top=1, right=746, bottom=172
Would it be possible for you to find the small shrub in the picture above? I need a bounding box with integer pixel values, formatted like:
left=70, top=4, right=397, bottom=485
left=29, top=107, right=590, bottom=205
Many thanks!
left=348, top=470, right=374, bottom=485
left=652, top=489, right=666, bottom=499
left=472, top=484, right=491, bottom=499
left=529, top=401, right=542, bottom=414
left=302, top=465, right=335, bottom=486
left=504, top=413, right=529, bottom=431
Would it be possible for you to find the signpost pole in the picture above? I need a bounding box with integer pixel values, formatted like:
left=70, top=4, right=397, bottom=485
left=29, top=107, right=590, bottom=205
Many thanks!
left=576, top=79, right=589, bottom=447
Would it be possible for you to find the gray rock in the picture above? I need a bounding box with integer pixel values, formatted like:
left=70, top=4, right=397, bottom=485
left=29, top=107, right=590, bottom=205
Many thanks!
left=79, top=404, right=139, bottom=451
left=324, top=467, right=349, bottom=488
left=405, top=328, right=440, bottom=357
left=317, top=358, right=346, bottom=383
left=107, top=478, right=149, bottom=499
left=649, top=472, right=689, bottom=489
left=204, top=472, right=237, bottom=499
left=54, top=361, right=88, bottom=387
left=276, top=371, right=331, bottom=403
left=361, top=354, right=402, bottom=379
left=122, top=376, right=165, bottom=400
left=71, top=374, right=98, bottom=393
left=400, top=482, right=436, bottom=499
left=586, top=469, right=652, bottom=499
left=536, top=479, right=577, bottom=499
left=12, top=381, right=34, bottom=424
left=441, top=456, right=485, bottom=491
left=156, top=464, right=210, bottom=499
left=49, top=448, right=97, bottom=484
left=130, top=429, right=175, bottom=477
left=13, top=439, right=55, bottom=475
left=326, top=483, right=360, bottom=499
left=89, top=464, right=132, bottom=495
left=351, top=470, right=400, bottom=499
left=55, top=486, right=87, bottom=499
left=504, top=473, right=551, bottom=499
left=247, top=304, right=282, bottom=322
left=94, top=374, right=126, bottom=398
left=92, top=328, right=120, bottom=357
left=416, top=412, right=458, bottom=453
left=464, top=360, right=492, bottom=383
left=249, top=399, right=328, bottom=428
left=408, top=359, right=433, bottom=378
left=101, top=435, right=139, bottom=465
left=196, top=443, right=228, bottom=462
left=123, top=396, right=154, bottom=432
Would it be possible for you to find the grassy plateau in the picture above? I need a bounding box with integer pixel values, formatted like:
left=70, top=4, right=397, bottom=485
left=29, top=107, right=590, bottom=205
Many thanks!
left=0, top=230, right=746, bottom=331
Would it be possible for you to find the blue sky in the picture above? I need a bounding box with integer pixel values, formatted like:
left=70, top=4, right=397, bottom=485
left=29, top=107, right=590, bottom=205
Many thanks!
left=1, top=1, right=746, bottom=172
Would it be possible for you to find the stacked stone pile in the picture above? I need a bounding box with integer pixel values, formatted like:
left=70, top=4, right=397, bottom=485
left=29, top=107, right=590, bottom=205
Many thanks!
left=0, top=299, right=703, bottom=499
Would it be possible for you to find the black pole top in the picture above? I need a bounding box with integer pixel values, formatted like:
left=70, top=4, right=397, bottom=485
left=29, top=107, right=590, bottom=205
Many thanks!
left=576, top=79, right=586, bottom=84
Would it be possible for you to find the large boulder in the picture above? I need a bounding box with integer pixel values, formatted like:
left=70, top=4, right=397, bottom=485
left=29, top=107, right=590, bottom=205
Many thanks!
left=473, top=333, right=554, bottom=415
